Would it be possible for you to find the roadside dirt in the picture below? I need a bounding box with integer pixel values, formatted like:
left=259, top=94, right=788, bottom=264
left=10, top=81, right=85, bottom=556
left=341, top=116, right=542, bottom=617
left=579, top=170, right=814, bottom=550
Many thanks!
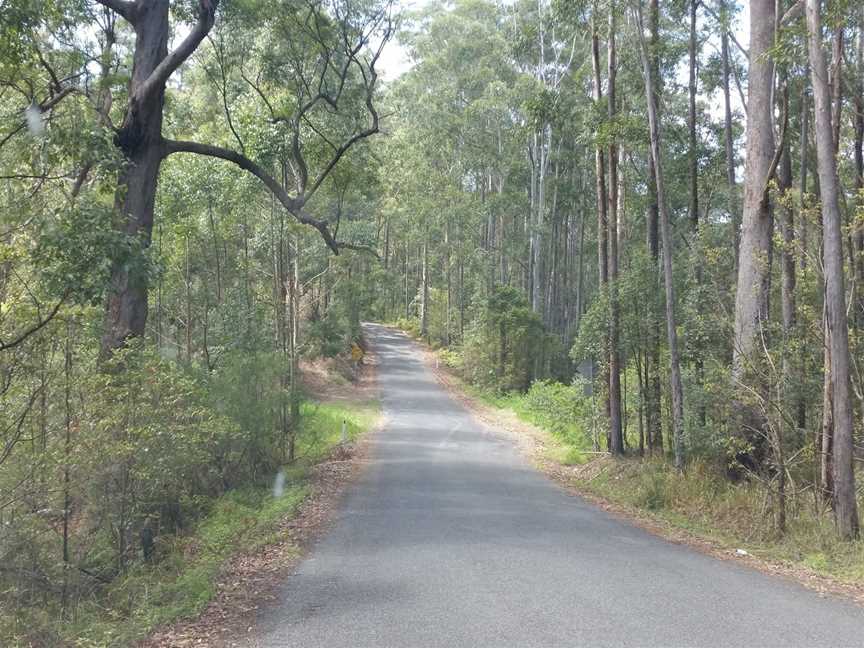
left=413, top=333, right=864, bottom=608
left=139, top=351, right=381, bottom=648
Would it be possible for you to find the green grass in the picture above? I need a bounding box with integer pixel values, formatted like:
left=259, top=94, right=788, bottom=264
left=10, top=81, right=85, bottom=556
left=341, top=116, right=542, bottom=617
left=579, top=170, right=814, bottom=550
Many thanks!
left=3, top=399, right=379, bottom=648
left=574, top=457, right=864, bottom=585
left=65, top=485, right=310, bottom=647
left=441, top=373, right=591, bottom=466
left=437, top=360, right=864, bottom=588
left=296, top=400, right=379, bottom=464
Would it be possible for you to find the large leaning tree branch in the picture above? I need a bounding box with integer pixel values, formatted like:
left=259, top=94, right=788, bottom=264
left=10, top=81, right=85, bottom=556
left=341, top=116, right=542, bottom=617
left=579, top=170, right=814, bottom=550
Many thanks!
left=163, top=138, right=376, bottom=256
left=252, top=1, right=392, bottom=200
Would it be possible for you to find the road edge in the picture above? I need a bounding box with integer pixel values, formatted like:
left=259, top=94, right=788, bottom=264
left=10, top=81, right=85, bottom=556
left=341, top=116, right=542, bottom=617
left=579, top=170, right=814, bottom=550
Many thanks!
left=383, top=325, right=864, bottom=608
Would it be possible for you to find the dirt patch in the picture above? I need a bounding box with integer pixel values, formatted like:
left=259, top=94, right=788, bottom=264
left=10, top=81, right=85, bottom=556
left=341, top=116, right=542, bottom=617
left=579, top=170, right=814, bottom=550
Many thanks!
left=140, top=354, right=381, bottom=648
left=300, top=353, right=379, bottom=404
left=416, top=339, right=864, bottom=607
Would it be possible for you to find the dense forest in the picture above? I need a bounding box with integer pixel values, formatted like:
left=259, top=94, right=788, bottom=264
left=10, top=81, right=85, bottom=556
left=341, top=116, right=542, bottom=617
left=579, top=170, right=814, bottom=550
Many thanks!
left=3, top=0, right=864, bottom=642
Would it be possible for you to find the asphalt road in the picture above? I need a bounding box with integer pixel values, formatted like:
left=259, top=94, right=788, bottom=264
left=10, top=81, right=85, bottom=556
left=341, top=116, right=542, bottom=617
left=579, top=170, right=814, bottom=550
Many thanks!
left=254, top=323, right=864, bottom=647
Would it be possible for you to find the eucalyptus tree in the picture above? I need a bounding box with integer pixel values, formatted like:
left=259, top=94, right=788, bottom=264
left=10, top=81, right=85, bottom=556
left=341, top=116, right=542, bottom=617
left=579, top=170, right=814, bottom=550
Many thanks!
left=633, top=0, right=684, bottom=469
left=2, top=0, right=392, bottom=356
left=805, top=0, right=859, bottom=539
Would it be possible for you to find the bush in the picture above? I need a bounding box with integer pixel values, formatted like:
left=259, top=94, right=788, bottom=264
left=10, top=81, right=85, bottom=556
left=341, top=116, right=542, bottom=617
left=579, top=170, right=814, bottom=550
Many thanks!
left=519, top=379, right=593, bottom=448
left=394, top=316, right=421, bottom=338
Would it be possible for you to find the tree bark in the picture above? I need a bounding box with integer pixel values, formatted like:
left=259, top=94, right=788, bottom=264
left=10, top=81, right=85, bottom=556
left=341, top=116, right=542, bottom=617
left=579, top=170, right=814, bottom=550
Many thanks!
left=420, top=235, right=429, bottom=338
left=777, top=82, right=799, bottom=435
left=607, top=2, right=623, bottom=454
left=591, top=15, right=610, bottom=444
left=636, top=0, right=685, bottom=469
left=806, top=0, right=860, bottom=539
left=854, top=15, right=864, bottom=327
left=688, top=0, right=705, bottom=427
left=645, top=0, right=663, bottom=455
left=720, top=0, right=739, bottom=274
left=100, top=0, right=216, bottom=356
left=731, top=0, right=775, bottom=461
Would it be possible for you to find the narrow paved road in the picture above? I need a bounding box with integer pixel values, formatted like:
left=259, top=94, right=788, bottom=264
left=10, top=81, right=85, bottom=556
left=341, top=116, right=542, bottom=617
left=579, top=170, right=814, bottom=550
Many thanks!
left=255, top=324, right=864, bottom=647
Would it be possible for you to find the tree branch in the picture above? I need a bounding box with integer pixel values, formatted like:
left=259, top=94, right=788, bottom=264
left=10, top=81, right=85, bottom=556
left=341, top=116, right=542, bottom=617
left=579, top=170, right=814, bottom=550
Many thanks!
left=0, top=85, right=77, bottom=150
left=780, top=0, right=804, bottom=25
left=93, top=0, right=138, bottom=24
left=702, top=3, right=749, bottom=60
left=136, top=0, right=217, bottom=103
left=0, top=292, right=68, bottom=352
left=163, top=138, right=347, bottom=253
left=302, top=13, right=391, bottom=201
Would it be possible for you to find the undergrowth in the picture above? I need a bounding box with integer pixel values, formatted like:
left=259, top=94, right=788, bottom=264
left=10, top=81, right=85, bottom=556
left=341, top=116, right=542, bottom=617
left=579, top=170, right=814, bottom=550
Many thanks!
left=577, top=457, right=864, bottom=585
left=3, top=400, right=379, bottom=648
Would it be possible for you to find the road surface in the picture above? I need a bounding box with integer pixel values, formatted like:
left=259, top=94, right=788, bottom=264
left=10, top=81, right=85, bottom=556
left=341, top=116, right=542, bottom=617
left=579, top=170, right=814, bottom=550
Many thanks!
left=254, top=323, right=864, bottom=647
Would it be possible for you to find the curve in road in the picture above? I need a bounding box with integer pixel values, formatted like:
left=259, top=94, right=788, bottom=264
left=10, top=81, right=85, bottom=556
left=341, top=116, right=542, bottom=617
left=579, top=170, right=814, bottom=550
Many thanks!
left=254, top=323, right=864, bottom=647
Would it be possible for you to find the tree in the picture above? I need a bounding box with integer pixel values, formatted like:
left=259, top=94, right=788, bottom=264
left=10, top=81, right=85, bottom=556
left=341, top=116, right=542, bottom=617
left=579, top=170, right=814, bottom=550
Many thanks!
left=634, top=0, right=685, bottom=469
left=731, top=0, right=775, bottom=461
left=805, top=0, right=859, bottom=538
left=87, top=0, right=392, bottom=354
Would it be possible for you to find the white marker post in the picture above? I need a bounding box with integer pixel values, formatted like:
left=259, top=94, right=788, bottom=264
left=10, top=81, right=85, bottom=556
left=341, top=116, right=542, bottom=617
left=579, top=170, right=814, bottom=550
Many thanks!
left=341, top=419, right=347, bottom=444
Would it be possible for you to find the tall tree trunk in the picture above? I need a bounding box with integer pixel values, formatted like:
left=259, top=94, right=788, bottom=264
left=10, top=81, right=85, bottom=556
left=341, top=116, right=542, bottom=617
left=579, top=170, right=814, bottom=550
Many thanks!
left=61, top=319, right=73, bottom=615
left=420, top=235, right=429, bottom=338
left=688, top=0, right=706, bottom=427
left=404, top=240, right=410, bottom=320
left=607, top=2, right=623, bottom=454
left=445, top=218, right=452, bottom=345
left=101, top=0, right=216, bottom=355
left=830, top=27, right=843, bottom=155
left=821, top=310, right=834, bottom=503
left=731, top=0, right=775, bottom=463
left=645, top=0, right=663, bottom=455
left=854, top=15, right=864, bottom=327
left=720, top=0, right=739, bottom=274
left=797, top=82, right=810, bottom=432
left=807, top=0, right=860, bottom=539
left=777, top=82, right=799, bottom=436
left=636, top=0, right=685, bottom=469
left=591, top=15, right=610, bottom=444
left=207, top=199, right=222, bottom=303
left=383, top=218, right=390, bottom=270
left=184, top=234, right=192, bottom=363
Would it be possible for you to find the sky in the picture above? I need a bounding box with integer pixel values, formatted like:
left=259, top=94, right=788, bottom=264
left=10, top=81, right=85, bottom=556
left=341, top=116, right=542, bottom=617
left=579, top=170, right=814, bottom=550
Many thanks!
left=376, top=1, right=750, bottom=90
left=376, top=0, right=424, bottom=81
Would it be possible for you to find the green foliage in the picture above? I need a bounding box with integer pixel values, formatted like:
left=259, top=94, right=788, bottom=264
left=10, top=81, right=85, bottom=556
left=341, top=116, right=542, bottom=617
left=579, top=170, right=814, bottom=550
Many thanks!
left=1, top=396, right=378, bottom=646
left=519, top=379, right=592, bottom=448
left=34, top=202, right=149, bottom=305
left=306, top=309, right=352, bottom=358
left=461, top=286, right=548, bottom=392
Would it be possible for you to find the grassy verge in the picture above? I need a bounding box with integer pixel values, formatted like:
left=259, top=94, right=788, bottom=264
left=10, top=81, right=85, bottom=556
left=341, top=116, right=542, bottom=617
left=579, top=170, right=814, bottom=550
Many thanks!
left=575, top=457, right=864, bottom=583
left=431, top=353, right=864, bottom=591
left=5, top=400, right=379, bottom=648
left=432, top=363, right=593, bottom=467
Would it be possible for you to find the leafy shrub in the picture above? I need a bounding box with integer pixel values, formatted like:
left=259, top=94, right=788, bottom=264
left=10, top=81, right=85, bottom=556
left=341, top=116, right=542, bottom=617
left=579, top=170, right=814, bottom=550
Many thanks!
left=460, top=287, right=550, bottom=392
left=394, top=316, right=421, bottom=338
left=518, top=379, right=593, bottom=448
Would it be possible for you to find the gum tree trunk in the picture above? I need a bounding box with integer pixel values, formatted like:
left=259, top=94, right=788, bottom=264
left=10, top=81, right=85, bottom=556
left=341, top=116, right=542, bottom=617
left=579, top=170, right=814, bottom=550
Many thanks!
left=806, top=0, right=860, bottom=539
left=635, top=0, right=685, bottom=469
left=731, top=0, right=775, bottom=462
left=607, top=2, right=623, bottom=455
left=99, top=0, right=216, bottom=355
